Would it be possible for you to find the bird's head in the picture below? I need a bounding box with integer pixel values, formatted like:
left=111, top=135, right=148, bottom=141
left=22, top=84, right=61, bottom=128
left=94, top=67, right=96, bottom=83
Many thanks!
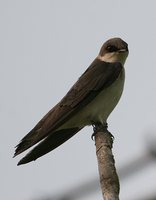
left=98, top=38, right=129, bottom=65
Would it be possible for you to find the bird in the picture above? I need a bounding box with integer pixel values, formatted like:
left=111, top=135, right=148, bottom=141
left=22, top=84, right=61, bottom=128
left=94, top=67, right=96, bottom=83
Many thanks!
left=14, top=37, right=129, bottom=165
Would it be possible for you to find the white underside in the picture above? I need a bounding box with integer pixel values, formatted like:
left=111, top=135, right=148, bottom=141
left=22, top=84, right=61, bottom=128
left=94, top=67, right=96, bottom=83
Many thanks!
left=58, top=69, right=125, bottom=129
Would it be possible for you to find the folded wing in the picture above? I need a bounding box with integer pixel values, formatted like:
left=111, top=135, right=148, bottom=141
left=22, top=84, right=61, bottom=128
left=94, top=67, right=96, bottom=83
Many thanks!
left=14, top=59, right=123, bottom=161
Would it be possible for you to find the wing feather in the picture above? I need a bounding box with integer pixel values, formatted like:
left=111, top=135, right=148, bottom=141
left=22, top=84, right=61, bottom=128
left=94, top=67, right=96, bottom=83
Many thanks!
left=14, top=59, right=123, bottom=157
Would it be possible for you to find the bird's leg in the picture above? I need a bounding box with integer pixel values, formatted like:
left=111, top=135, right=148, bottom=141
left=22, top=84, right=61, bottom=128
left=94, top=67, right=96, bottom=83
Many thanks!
left=91, top=122, right=114, bottom=140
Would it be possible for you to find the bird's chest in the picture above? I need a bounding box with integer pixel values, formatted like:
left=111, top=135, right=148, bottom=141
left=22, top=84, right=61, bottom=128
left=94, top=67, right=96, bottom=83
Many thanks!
left=85, top=69, right=125, bottom=123
left=60, top=69, right=125, bottom=129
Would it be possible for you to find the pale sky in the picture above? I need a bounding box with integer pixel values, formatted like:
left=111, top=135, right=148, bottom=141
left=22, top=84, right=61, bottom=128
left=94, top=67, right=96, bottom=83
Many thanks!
left=1, top=1, right=156, bottom=200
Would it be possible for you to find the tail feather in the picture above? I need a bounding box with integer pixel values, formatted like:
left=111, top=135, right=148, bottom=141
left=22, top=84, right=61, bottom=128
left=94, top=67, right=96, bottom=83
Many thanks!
left=14, top=128, right=46, bottom=157
left=17, top=127, right=82, bottom=165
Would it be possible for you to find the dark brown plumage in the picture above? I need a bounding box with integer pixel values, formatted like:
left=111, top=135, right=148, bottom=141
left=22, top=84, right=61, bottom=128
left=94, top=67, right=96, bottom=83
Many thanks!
left=14, top=38, right=128, bottom=165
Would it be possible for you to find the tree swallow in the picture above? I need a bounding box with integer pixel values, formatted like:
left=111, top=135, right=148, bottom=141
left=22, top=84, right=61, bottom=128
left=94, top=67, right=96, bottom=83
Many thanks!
left=14, top=37, right=129, bottom=165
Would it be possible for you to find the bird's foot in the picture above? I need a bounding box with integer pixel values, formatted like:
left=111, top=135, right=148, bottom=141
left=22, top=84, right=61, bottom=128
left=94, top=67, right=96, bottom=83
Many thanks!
left=91, top=122, right=114, bottom=140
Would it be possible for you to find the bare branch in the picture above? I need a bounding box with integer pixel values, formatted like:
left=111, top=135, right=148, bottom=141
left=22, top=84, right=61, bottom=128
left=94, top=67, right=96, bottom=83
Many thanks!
left=94, top=124, right=120, bottom=200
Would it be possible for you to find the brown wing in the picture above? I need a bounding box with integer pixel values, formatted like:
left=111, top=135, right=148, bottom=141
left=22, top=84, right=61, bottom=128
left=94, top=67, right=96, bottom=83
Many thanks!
left=14, top=59, right=123, bottom=156
left=17, top=127, right=82, bottom=165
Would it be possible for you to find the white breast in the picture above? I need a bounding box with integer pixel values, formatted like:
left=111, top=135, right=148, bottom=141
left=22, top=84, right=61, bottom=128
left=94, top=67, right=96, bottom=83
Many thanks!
left=58, top=69, right=125, bottom=129
left=87, top=70, right=125, bottom=124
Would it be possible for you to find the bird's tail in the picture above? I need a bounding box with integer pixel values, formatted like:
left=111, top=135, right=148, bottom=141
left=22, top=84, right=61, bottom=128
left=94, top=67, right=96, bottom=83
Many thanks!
left=17, top=127, right=82, bottom=165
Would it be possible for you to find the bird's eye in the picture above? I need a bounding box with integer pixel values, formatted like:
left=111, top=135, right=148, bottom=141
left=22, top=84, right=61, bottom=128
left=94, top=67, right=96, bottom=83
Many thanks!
left=107, top=45, right=118, bottom=52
